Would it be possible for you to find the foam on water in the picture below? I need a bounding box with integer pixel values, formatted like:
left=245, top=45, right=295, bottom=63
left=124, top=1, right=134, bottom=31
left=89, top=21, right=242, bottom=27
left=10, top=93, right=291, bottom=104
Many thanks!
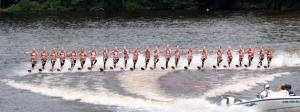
left=119, top=70, right=174, bottom=101
left=162, top=98, right=256, bottom=112
left=272, top=50, right=300, bottom=67
left=3, top=79, right=168, bottom=111
left=4, top=72, right=291, bottom=112
left=159, top=72, right=291, bottom=112
left=3, top=79, right=256, bottom=112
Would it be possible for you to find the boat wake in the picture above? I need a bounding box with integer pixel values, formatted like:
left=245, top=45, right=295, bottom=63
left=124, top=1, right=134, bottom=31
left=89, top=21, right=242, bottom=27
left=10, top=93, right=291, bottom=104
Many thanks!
left=3, top=70, right=293, bottom=112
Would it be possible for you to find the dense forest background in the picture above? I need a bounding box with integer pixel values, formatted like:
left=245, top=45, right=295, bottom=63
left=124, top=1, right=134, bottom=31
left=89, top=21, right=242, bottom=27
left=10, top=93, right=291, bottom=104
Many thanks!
left=0, top=0, right=300, bottom=12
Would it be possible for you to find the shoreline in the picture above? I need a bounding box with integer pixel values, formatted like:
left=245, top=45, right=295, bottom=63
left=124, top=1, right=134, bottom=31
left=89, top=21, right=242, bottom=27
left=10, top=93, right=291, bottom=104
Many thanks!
left=1, top=6, right=299, bottom=14
left=1, top=10, right=299, bottom=20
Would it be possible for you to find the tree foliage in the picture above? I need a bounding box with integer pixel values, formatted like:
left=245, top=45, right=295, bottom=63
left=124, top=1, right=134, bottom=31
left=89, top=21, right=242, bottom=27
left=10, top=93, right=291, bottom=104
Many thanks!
left=1, top=0, right=299, bottom=12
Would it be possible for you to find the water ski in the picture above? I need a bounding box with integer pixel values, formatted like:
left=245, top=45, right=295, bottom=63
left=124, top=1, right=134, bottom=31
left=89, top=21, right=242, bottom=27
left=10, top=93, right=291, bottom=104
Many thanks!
left=213, top=65, right=216, bottom=69
left=197, top=66, right=201, bottom=70
left=99, top=68, right=104, bottom=72
left=141, top=67, right=145, bottom=71
left=150, top=67, right=154, bottom=70
left=57, top=69, right=61, bottom=72
left=161, top=67, right=165, bottom=70
left=130, top=67, right=134, bottom=71
left=184, top=66, right=188, bottom=70
left=88, top=67, right=92, bottom=70
left=235, top=65, right=239, bottom=68
left=109, top=67, right=114, bottom=70
left=171, top=66, right=175, bottom=70
left=27, top=69, right=32, bottom=73
left=74, top=99, right=81, bottom=102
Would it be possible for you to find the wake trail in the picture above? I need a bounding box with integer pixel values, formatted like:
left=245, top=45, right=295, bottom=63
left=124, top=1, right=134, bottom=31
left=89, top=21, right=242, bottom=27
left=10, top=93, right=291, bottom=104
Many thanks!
left=3, top=79, right=257, bottom=112
left=3, top=79, right=170, bottom=111
left=119, top=70, right=174, bottom=101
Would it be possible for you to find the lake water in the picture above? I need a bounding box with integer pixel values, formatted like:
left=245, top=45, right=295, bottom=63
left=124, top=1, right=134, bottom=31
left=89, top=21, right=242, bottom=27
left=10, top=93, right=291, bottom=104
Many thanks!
left=0, top=11, right=300, bottom=112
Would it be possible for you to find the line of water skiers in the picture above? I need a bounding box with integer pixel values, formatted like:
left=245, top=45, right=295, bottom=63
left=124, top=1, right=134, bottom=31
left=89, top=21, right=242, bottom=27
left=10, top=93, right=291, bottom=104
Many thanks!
left=24, top=45, right=273, bottom=71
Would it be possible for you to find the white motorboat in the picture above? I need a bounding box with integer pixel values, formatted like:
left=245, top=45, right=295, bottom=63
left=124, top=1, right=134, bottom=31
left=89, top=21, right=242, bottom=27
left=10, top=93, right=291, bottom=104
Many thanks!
left=222, top=96, right=300, bottom=112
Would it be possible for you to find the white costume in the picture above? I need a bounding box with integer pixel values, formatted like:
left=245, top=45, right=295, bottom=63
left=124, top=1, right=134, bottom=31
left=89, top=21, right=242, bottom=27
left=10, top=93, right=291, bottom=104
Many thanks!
left=268, top=90, right=289, bottom=98
left=260, top=90, right=274, bottom=99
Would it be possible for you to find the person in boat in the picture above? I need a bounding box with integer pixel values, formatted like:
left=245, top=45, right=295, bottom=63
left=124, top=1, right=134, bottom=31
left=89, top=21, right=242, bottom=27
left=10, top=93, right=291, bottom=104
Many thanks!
left=201, top=47, right=208, bottom=68
left=50, top=48, right=57, bottom=69
left=165, top=45, right=171, bottom=69
left=89, top=48, right=97, bottom=68
left=269, top=83, right=289, bottom=98
left=259, top=84, right=274, bottom=99
left=247, top=47, right=255, bottom=66
left=174, top=45, right=181, bottom=68
left=58, top=48, right=66, bottom=69
left=40, top=48, right=49, bottom=69
left=70, top=49, right=77, bottom=69
left=25, top=48, right=39, bottom=69
left=258, top=47, right=265, bottom=66
left=266, top=49, right=273, bottom=68
left=133, top=48, right=139, bottom=69
left=103, top=48, right=109, bottom=69
left=123, top=46, right=129, bottom=68
left=285, top=84, right=296, bottom=96
left=226, top=47, right=233, bottom=67
left=216, top=47, right=223, bottom=67
left=79, top=48, right=87, bottom=69
left=145, top=47, right=151, bottom=68
left=238, top=46, right=244, bottom=67
left=112, top=47, right=120, bottom=68
left=153, top=47, right=160, bottom=69
left=187, top=47, right=193, bottom=67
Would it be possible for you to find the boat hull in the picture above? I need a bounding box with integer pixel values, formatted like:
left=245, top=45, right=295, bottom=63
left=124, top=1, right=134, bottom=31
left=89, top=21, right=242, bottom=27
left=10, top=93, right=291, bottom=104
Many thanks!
left=235, top=96, right=300, bottom=112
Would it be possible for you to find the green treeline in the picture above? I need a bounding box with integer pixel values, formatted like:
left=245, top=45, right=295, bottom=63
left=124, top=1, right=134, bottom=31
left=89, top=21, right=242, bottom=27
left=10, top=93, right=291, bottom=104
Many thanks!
left=1, top=0, right=300, bottom=12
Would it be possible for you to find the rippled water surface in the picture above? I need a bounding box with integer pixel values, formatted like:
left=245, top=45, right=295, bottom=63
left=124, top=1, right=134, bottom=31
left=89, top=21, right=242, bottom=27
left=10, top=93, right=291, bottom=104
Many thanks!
left=0, top=11, right=300, bottom=112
